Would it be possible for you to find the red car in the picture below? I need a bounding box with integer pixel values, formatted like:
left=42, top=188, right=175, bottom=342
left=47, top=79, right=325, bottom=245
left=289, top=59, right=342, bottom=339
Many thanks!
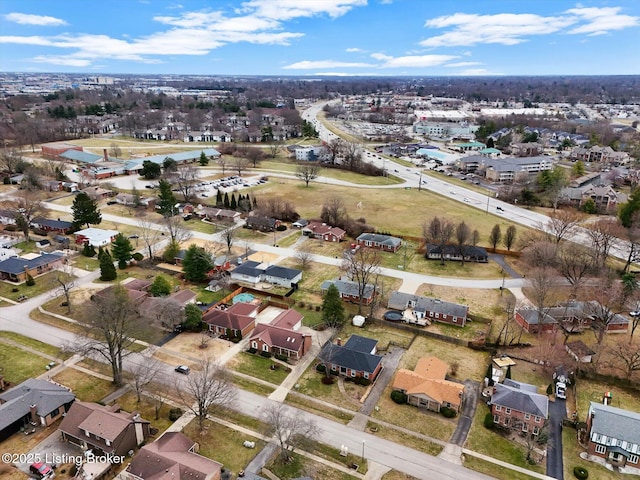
left=29, top=462, right=54, bottom=479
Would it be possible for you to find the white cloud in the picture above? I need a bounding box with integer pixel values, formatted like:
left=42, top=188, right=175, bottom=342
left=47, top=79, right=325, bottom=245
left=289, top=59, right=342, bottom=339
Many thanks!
left=371, top=52, right=457, bottom=68
left=237, top=0, right=367, bottom=21
left=4, top=12, right=67, bottom=26
left=283, top=60, right=375, bottom=69
left=421, top=7, right=639, bottom=47
left=33, top=55, right=91, bottom=67
left=346, top=47, right=363, bottom=52
left=444, top=61, right=481, bottom=68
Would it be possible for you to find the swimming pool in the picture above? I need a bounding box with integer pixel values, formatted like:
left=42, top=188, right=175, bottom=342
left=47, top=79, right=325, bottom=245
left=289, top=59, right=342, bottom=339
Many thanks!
left=233, top=292, right=256, bottom=304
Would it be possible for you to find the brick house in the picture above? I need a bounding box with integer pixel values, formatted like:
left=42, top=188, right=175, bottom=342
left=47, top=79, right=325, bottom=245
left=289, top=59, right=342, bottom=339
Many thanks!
left=248, top=309, right=311, bottom=360
left=0, top=252, right=65, bottom=283
left=387, top=291, right=469, bottom=327
left=425, top=244, right=488, bottom=263
left=491, top=379, right=549, bottom=435
left=392, top=357, right=465, bottom=413
left=356, top=233, right=402, bottom=252
left=245, top=215, right=280, bottom=232
left=320, top=279, right=376, bottom=305
left=514, top=308, right=558, bottom=334
left=30, top=218, right=74, bottom=234
left=318, top=335, right=383, bottom=382
left=302, top=221, right=346, bottom=242
left=585, top=402, right=640, bottom=469
left=202, top=302, right=258, bottom=338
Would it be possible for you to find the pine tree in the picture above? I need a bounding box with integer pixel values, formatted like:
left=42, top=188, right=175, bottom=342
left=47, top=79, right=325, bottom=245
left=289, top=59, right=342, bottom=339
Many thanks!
left=223, top=192, right=230, bottom=208
left=149, top=275, right=172, bottom=296
left=111, top=233, right=134, bottom=269
left=321, top=283, right=345, bottom=329
left=216, top=190, right=223, bottom=207
left=157, top=179, right=177, bottom=216
left=230, top=193, right=237, bottom=210
left=198, top=151, right=209, bottom=166
left=82, top=242, right=96, bottom=257
left=99, top=249, right=117, bottom=281
left=72, top=192, right=102, bottom=229
left=182, top=244, right=213, bottom=282
left=252, top=196, right=257, bottom=209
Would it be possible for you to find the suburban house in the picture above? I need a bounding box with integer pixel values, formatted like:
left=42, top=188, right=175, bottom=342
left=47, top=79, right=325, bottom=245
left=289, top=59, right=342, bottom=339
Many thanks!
left=59, top=401, right=151, bottom=458
left=302, top=221, right=346, bottom=242
left=585, top=402, right=640, bottom=469
left=490, top=379, right=549, bottom=435
left=514, top=308, right=559, bottom=334
left=387, top=292, right=469, bottom=327
left=392, top=357, right=465, bottom=413
left=560, top=184, right=622, bottom=213
left=30, top=218, right=74, bottom=234
left=425, top=244, right=488, bottom=263
left=571, top=145, right=630, bottom=165
left=525, top=302, right=629, bottom=334
left=0, top=252, right=65, bottom=283
left=202, top=302, right=259, bottom=338
left=197, top=206, right=241, bottom=223
left=318, top=335, right=383, bottom=382
left=230, top=260, right=302, bottom=288
left=74, top=228, right=120, bottom=247
left=356, top=233, right=402, bottom=252
left=123, top=432, right=222, bottom=480
left=248, top=309, right=312, bottom=360
left=565, top=341, right=596, bottom=364
left=320, top=279, right=376, bottom=305
left=0, top=208, right=17, bottom=226
left=80, top=186, right=116, bottom=200
left=245, top=215, right=280, bottom=232
left=0, top=378, right=75, bottom=441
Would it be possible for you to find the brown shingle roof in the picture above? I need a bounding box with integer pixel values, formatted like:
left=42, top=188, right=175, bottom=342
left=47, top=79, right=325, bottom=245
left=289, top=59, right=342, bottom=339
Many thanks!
left=392, top=356, right=464, bottom=408
left=248, top=324, right=306, bottom=353
left=270, top=309, right=303, bottom=329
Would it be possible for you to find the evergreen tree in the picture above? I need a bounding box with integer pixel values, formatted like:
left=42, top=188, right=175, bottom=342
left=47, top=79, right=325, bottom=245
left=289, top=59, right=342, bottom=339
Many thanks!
left=321, top=283, right=345, bottom=329
left=163, top=240, right=181, bottom=263
left=149, top=275, right=172, bottom=296
left=99, top=249, right=117, bottom=281
left=72, top=192, right=102, bottom=229
left=216, top=190, right=223, bottom=207
left=157, top=179, right=177, bottom=216
left=140, top=160, right=161, bottom=179
left=505, top=365, right=512, bottom=379
left=619, top=188, right=640, bottom=228
left=82, top=242, right=96, bottom=257
left=252, top=196, right=257, bottom=208
left=183, top=304, right=203, bottom=331
left=223, top=192, right=230, bottom=208
left=230, top=193, right=237, bottom=210
left=182, top=244, right=213, bottom=282
left=111, top=233, right=134, bottom=269
left=198, top=151, right=209, bottom=166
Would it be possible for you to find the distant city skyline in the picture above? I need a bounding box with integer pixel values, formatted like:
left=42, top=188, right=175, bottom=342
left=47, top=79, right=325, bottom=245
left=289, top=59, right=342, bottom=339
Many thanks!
left=1, top=0, right=639, bottom=76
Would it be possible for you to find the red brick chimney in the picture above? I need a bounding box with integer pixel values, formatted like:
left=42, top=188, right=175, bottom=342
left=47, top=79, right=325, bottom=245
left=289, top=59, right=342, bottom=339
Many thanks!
left=30, top=404, right=38, bottom=423
left=336, top=338, right=342, bottom=346
left=103, top=148, right=108, bottom=161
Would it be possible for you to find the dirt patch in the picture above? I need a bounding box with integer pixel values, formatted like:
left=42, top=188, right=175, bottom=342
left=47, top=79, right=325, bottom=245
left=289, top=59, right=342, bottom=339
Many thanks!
left=248, top=251, right=279, bottom=263
left=159, top=332, right=231, bottom=360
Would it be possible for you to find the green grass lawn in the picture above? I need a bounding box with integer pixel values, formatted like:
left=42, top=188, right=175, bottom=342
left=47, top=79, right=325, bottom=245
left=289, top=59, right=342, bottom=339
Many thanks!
left=232, top=375, right=276, bottom=396
left=465, top=403, right=544, bottom=475
left=295, top=364, right=363, bottom=412
left=0, top=332, right=70, bottom=359
left=51, top=369, right=117, bottom=403
left=227, top=352, right=292, bottom=385
left=285, top=392, right=354, bottom=424
left=340, top=322, right=415, bottom=350
left=71, top=256, right=101, bottom=271
left=110, top=392, right=174, bottom=434
left=562, top=428, right=622, bottom=480
left=265, top=451, right=356, bottom=480
left=0, top=343, right=52, bottom=385
left=574, top=377, right=640, bottom=421
left=0, top=271, right=75, bottom=303
left=463, top=456, right=539, bottom=480
left=183, top=418, right=266, bottom=476
left=367, top=420, right=444, bottom=457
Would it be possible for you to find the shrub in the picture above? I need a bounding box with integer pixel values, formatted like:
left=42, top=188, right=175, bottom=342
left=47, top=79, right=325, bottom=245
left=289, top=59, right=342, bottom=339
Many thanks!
left=298, top=301, right=305, bottom=308
left=315, top=305, right=321, bottom=312
left=275, top=354, right=288, bottom=362
left=260, top=351, right=272, bottom=358
left=248, top=347, right=257, bottom=354
left=573, top=466, right=588, bottom=479
left=546, top=384, right=553, bottom=395
left=132, top=252, right=144, bottom=261
left=276, top=224, right=287, bottom=231
left=321, top=376, right=335, bottom=385
left=316, top=364, right=326, bottom=373
left=169, top=408, right=183, bottom=421
left=441, top=406, right=457, bottom=418
left=25, top=274, right=35, bottom=286
left=483, top=412, right=495, bottom=429
left=354, top=377, right=371, bottom=386
left=11, top=287, right=19, bottom=293
left=390, top=390, right=408, bottom=404
left=230, top=337, right=240, bottom=343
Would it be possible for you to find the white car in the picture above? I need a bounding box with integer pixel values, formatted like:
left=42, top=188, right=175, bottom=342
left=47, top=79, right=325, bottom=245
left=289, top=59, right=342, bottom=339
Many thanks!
left=463, top=197, right=470, bottom=203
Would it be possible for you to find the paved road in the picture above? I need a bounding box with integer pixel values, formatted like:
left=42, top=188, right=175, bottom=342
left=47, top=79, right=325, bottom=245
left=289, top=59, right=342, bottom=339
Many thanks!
left=547, top=398, right=567, bottom=479
left=450, top=380, right=481, bottom=446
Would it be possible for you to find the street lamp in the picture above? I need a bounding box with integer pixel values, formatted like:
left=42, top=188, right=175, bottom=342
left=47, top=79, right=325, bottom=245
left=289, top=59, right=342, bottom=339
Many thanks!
left=361, top=440, right=365, bottom=461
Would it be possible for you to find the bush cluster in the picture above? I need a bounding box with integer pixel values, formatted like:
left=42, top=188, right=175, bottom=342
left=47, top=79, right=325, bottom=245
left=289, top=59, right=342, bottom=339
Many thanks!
left=169, top=408, right=183, bottom=421
left=440, top=406, right=457, bottom=418
left=260, top=350, right=272, bottom=358
left=321, top=376, right=335, bottom=385
left=573, top=466, right=588, bottom=479
left=390, top=390, right=408, bottom=404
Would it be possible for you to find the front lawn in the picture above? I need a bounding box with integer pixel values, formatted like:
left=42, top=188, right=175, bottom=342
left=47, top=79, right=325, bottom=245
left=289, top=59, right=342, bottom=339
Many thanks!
left=51, top=369, right=117, bottom=403
left=227, top=352, right=291, bottom=385
left=562, top=428, right=622, bottom=480
left=0, top=271, right=75, bottom=303
left=463, top=456, right=538, bottom=480
left=265, top=451, right=357, bottom=480
left=0, top=331, right=70, bottom=359
left=366, top=420, right=444, bottom=457
left=295, top=363, right=363, bottom=412
left=0, top=342, right=52, bottom=385
left=109, top=391, right=174, bottom=434
left=183, top=418, right=266, bottom=476
left=285, top=392, right=354, bottom=424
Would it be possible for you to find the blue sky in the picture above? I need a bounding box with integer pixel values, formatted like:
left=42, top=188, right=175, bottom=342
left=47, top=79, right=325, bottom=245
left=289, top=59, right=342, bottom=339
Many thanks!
left=1, top=0, right=639, bottom=76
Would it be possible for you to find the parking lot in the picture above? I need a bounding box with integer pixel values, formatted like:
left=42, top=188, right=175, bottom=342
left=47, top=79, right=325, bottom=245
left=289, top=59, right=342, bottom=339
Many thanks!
left=176, top=175, right=267, bottom=199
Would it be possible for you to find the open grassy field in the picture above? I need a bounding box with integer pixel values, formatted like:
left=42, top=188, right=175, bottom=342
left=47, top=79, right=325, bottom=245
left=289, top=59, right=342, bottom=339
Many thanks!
left=466, top=403, right=545, bottom=476
left=183, top=418, right=266, bottom=476
left=52, top=368, right=117, bottom=402
left=400, top=336, right=489, bottom=382
left=0, top=342, right=52, bottom=385
left=227, top=352, right=292, bottom=385
left=251, top=178, right=529, bottom=240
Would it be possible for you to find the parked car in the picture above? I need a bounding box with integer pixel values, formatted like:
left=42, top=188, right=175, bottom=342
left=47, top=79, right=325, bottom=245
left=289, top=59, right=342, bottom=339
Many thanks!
left=30, top=462, right=55, bottom=479
left=630, top=311, right=640, bottom=317
left=175, top=365, right=190, bottom=374
left=496, top=206, right=504, bottom=212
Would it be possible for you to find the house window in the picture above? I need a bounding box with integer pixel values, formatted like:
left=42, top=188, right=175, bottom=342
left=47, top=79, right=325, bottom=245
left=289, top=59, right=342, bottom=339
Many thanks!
left=493, top=415, right=500, bottom=423
left=629, top=454, right=639, bottom=465
left=50, top=408, right=60, bottom=417
left=524, top=413, right=531, bottom=420
left=533, top=426, right=540, bottom=435
left=262, top=344, right=268, bottom=352
left=251, top=341, right=257, bottom=349
left=505, top=408, right=511, bottom=415
left=503, top=418, right=510, bottom=426
left=522, top=424, right=528, bottom=432
left=595, top=444, right=606, bottom=455
left=435, top=313, right=440, bottom=319
left=534, top=416, right=541, bottom=423
left=364, top=373, right=369, bottom=379
left=351, top=370, right=356, bottom=377
left=495, top=405, right=501, bottom=412
left=453, top=317, right=457, bottom=323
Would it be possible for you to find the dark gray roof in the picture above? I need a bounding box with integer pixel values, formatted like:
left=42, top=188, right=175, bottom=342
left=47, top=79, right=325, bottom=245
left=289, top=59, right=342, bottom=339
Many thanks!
left=492, top=382, right=548, bottom=419
left=232, top=260, right=263, bottom=278
left=32, top=218, right=73, bottom=230
left=319, top=341, right=382, bottom=375
left=321, top=279, right=375, bottom=300
left=344, top=335, right=378, bottom=354
left=356, top=233, right=402, bottom=247
left=588, top=402, right=640, bottom=447
left=0, top=252, right=64, bottom=275
left=426, top=244, right=488, bottom=259
left=0, top=378, right=75, bottom=431
left=264, top=265, right=301, bottom=280
left=388, top=291, right=468, bottom=318
left=516, top=308, right=558, bottom=326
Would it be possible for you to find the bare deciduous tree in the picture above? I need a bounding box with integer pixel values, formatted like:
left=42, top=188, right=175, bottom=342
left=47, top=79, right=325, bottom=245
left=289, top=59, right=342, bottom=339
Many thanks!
left=321, top=196, right=347, bottom=227
left=528, top=267, right=557, bottom=328
left=9, top=190, right=46, bottom=242
left=544, top=210, right=582, bottom=244
left=148, top=297, right=184, bottom=329
left=606, top=343, right=640, bottom=380
left=148, top=381, right=171, bottom=420
left=295, top=163, right=321, bottom=187
left=455, top=221, right=470, bottom=266
left=177, top=356, right=236, bottom=431
left=423, top=216, right=454, bottom=265
left=504, top=225, right=517, bottom=251
left=68, top=285, right=142, bottom=386
left=221, top=225, right=236, bottom=254
left=586, top=218, right=621, bottom=271
left=294, top=242, right=314, bottom=270
left=162, top=214, right=192, bottom=245
left=262, top=403, right=320, bottom=462
left=341, top=246, right=381, bottom=314
left=127, top=357, right=161, bottom=403
left=325, top=138, right=343, bottom=165
left=217, top=156, right=228, bottom=175
left=231, top=157, right=249, bottom=177
left=137, top=217, right=163, bottom=260
left=557, top=243, right=594, bottom=297
left=173, top=165, right=199, bottom=203
left=53, top=261, right=76, bottom=314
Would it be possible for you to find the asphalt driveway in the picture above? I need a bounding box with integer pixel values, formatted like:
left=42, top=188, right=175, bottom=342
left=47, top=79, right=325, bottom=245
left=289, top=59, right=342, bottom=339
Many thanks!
left=450, top=380, right=480, bottom=446
left=360, top=346, right=404, bottom=415
left=547, top=397, right=566, bottom=479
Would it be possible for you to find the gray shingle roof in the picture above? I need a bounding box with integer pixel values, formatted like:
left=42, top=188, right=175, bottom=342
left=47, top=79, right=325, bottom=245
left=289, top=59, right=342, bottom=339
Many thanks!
left=320, top=279, right=375, bottom=300
left=356, top=233, right=402, bottom=248
left=0, top=378, right=75, bottom=431
left=264, top=265, right=301, bottom=280
left=344, top=335, right=378, bottom=354
left=492, top=381, right=548, bottom=419
left=388, top=291, right=468, bottom=318
left=319, top=340, right=382, bottom=375
left=588, top=402, right=640, bottom=448
left=0, top=252, right=64, bottom=275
